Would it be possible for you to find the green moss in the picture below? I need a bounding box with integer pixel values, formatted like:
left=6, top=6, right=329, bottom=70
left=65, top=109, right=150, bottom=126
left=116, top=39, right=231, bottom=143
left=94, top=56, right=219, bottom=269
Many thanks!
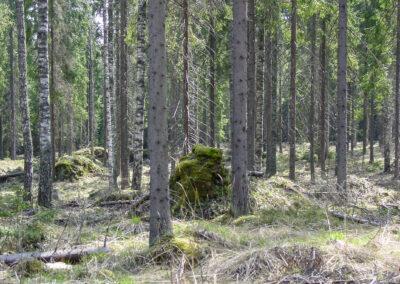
left=171, top=237, right=201, bottom=258
left=75, top=147, right=106, bottom=160
left=55, top=154, right=102, bottom=181
left=0, top=185, right=30, bottom=217
left=170, top=145, right=230, bottom=214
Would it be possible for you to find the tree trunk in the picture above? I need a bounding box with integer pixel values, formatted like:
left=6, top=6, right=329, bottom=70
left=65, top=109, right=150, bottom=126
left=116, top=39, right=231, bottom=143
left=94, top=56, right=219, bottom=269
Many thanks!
left=247, top=0, right=256, bottom=171
left=103, top=0, right=117, bottom=191
left=369, top=92, right=374, bottom=164
left=38, top=0, right=53, bottom=207
left=263, top=34, right=271, bottom=154
left=383, top=97, right=392, bottom=173
left=395, top=0, right=400, bottom=178
left=108, top=0, right=118, bottom=189
left=319, top=18, right=327, bottom=177
left=0, top=115, right=3, bottom=159
left=208, top=11, right=216, bottom=147
left=182, top=0, right=190, bottom=154
left=114, top=0, right=121, bottom=180
left=231, top=0, right=249, bottom=217
left=49, top=0, right=56, bottom=179
left=131, top=0, right=146, bottom=191
left=336, top=0, right=347, bottom=192
left=289, top=0, right=297, bottom=181
left=148, top=0, right=172, bottom=246
left=87, top=16, right=95, bottom=156
left=119, top=0, right=129, bottom=189
left=9, top=26, right=17, bottom=160
left=309, top=15, right=317, bottom=183
left=350, top=83, right=356, bottom=156
left=278, top=67, right=283, bottom=153
left=255, top=26, right=264, bottom=171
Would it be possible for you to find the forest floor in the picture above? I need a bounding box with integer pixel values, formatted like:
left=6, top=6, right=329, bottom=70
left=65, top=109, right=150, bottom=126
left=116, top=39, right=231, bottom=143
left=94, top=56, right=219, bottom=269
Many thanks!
left=1, top=144, right=400, bottom=283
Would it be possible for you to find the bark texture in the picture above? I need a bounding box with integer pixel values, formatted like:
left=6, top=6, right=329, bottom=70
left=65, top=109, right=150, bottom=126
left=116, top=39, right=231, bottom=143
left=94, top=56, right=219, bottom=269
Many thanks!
left=289, top=0, right=297, bottom=181
left=231, top=0, right=249, bottom=217
left=209, top=12, right=216, bottom=147
left=309, top=15, right=317, bottom=183
left=38, top=0, right=53, bottom=207
left=9, top=26, right=17, bottom=161
left=148, top=0, right=172, bottom=245
left=247, top=0, right=256, bottom=171
left=131, top=0, right=146, bottom=191
left=336, top=0, right=348, bottom=192
left=255, top=26, right=264, bottom=171
left=119, top=0, right=129, bottom=188
left=182, top=0, right=190, bottom=154
left=16, top=0, right=33, bottom=202
left=319, top=18, right=327, bottom=176
left=87, top=17, right=95, bottom=156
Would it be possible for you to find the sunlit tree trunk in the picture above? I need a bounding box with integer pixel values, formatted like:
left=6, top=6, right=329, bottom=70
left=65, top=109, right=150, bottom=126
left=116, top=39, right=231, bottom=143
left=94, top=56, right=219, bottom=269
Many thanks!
left=131, top=0, right=146, bottom=191
left=336, top=0, right=348, bottom=192
left=231, top=0, right=249, bottom=217
left=247, top=0, right=256, bottom=170
left=309, top=15, right=317, bottom=183
left=148, top=0, right=172, bottom=246
left=182, top=0, right=190, bottom=154
left=289, top=0, right=297, bottom=181
left=16, top=0, right=33, bottom=202
left=8, top=25, right=17, bottom=160
left=38, top=0, right=53, bottom=207
left=87, top=16, right=95, bottom=156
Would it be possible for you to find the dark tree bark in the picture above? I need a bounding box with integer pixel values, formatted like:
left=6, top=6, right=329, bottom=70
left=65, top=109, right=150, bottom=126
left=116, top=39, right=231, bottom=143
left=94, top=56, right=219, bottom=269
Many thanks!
left=319, top=18, right=327, bottom=177
left=131, top=0, right=146, bottom=191
left=8, top=25, right=17, bottom=161
left=336, top=0, right=348, bottom=192
left=289, top=0, right=297, bottom=181
left=49, top=0, right=57, bottom=180
left=382, top=97, right=392, bottom=173
left=114, top=0, right=121, bottom=180
left=395, top=0, right=400, bottom=178
left=182, top=0, right=190, bottom=154
left=350, top=82, right=356, bottom=156
left=0, top=115, right=3, bottom=159
left=362, top=90, right=369, bottom=156
left=231, top=0, right=249, bottom=217
left=309, top=15, right=317, bottom=183
left=263, top=34, right=271, bottom=154
left=247, top=0, right=256, bottom=170
left=119, top=0, right=129, bottom=189
left=148, top=0, right=173, bottom=245
left=209, top=10, right=216, bottom=147
left=255, top=26, right=264, bottom=170
left=38, top=0, right=53, bottom=207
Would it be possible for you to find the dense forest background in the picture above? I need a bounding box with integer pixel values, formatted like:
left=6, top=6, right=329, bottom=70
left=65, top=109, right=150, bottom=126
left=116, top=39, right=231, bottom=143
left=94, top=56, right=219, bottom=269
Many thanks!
left=0, top=0, right=400, bottom=282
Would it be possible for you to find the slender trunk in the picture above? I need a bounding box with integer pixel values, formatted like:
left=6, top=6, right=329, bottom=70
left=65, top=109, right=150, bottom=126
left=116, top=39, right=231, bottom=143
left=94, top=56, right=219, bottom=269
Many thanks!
left=38, top=0, right=53, bottom=207
left=350, top=83, right=356, bottom=156
left=266, top=30, right=278, bottom=177
left=87, top=17, right=95, bottom=155
left=369, top=92, right=374, bottom=164
left=255, top=26, right=264, bottom=170
left=289, top=0, right=297, bottom=181
left=114, top=0, right=121, bottom=180
left=50, top=0, right=56, bottom=177
left=383, top=97, right=392, bottom=173
left=9, top=27, right=17, bottom=160
left=395, top=0, right=400, bottom=178
left=209, top=12, right=216, bottom=147
left=17, top=0, right=33, bottom=202
left=131, top=0, right=146, bottom=191
left=247, top=0, right=256, bottom=170
left=231, top=0, right=249, bottom=217
left=108, top=0, right=118, bottom=188
left=148, top=0, right=172, bottom=246
left=309, top=15, right=317, bottom=183
left=336, top=0, right=347, bottom=192
left=263, top=34, right=271, bottom=154
left=182, top=0, right=190, bottom=154
left=278, top=67, right=283, bottom=153
left=362, top=91, right=369, bottom=156
left=119, top=0, right=129, bottom=188
left=67, top=91, right=73, bottom=155
left=319, top=18, right=327, bottom=176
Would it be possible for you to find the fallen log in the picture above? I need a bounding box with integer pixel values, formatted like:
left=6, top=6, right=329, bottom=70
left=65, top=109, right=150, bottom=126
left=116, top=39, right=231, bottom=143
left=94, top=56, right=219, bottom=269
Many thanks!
left=329, top=211, right=381, bottom=226
left=98, top=193, right=149, bottom=208
left=0, top=246, right=110, bottom=266
left=0, top=171, right=24, bottom=182
left=248, top=171, right=264, bottom=178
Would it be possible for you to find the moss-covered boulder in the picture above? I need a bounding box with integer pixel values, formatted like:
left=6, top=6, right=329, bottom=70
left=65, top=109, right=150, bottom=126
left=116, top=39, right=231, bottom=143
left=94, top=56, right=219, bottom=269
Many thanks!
left=170, top=145, right=230, bottom=212
left=55, top=154, right=102, bottom=181
left=74, top=147, right=106, bottom=160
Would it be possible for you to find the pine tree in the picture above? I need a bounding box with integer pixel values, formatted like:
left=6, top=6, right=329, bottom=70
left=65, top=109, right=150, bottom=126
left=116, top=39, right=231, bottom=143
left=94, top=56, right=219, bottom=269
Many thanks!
left=289, top=0, right=297, bottom=181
